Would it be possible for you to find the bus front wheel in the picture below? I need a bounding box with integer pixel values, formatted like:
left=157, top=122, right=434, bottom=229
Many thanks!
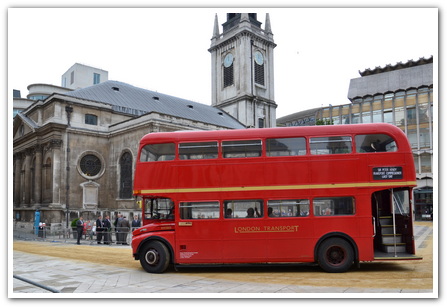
left=139, top=241, right=170, bottom=273
left=317, top=238, right=354, bottom=273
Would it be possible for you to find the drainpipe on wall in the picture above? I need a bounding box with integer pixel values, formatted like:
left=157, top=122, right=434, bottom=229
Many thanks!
left=65, top=105, right=73, bottom=228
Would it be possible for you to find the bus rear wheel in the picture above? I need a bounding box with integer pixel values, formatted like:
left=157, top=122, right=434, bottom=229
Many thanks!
left=139, top=241, right=170, bottom=273
left=317, top=238, right=354, bottom=273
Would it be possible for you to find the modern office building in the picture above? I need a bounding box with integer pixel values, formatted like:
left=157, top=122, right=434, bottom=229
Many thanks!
left=277, top=56, right=434, bottom=220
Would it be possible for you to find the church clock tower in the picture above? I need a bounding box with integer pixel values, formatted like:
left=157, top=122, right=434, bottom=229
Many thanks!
left=209, top=13, right=277, bottom=128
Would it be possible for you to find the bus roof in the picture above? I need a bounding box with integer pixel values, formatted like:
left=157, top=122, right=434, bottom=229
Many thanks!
left=140, top=123, right=408, bottom=145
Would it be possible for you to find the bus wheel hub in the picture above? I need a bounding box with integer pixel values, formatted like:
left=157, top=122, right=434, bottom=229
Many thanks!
left=145, top=250, right=159, bottom=265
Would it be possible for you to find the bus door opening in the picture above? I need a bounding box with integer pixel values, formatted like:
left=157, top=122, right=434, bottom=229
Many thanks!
left=372, top=188, right=415, bottom=257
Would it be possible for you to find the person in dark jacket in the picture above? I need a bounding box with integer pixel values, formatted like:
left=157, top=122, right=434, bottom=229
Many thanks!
left=131, top=215, right=141, bottom=231
left=117, top=216, right=131, bottom=245
left=95, top=215, right=104, bottom=244
left=103, top=215, right=112, bottom=245
left=76, top=216, right=84, bottom=245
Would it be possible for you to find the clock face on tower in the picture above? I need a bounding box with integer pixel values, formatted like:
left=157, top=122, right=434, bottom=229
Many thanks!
left=254, top=51, right=264, bottom=65
left=223, top=53, right=234, bottom=67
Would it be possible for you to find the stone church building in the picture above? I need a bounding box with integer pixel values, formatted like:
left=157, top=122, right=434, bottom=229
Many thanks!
left=12, top=13, right=276, bottom=227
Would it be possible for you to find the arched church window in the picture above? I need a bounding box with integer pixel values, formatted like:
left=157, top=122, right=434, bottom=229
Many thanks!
left=119, top=152, right=133, bottom=199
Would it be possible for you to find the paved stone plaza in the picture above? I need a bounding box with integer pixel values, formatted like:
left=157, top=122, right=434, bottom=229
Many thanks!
left=10, top=223, right=435, bottom=297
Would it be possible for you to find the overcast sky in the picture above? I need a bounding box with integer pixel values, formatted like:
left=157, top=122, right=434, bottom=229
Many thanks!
left=7, top=6, right=438, bottom=118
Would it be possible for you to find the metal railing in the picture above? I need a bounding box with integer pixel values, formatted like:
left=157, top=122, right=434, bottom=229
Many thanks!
left=13, top=223, right=134, bottom=245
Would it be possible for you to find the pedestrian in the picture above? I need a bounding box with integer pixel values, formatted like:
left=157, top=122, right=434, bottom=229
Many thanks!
left=103, top=215, right=112, bottom=245
left=83, top=220, right=90, bottom=239
left=38, top=222, right=44, bottom=238
left=118, top=216, right=131, bottom=245
left=76, top=216, right=84, bottom=245
left=96, top=215, right=104, bottom=244
left=115, top=214, right=123, bottom=244
left=131, top=215, right=141, bottom=231
left=85, top=220, right=93, bottom=240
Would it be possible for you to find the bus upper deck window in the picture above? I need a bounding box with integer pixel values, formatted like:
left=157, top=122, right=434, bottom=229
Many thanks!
left=310, top=136, right=352, bottom=155
left=355, top=134, right=398, bottom=153
left=179, top=141, right=218, bottom=160
left=266, top=137, right=306, bottom=156
left=222, top=140, right=262, bottom=158
left=140, top=143, right=175, bottom=162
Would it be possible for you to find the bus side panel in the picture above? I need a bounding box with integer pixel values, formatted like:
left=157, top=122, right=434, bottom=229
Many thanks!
left=219, top=159, right=266, bottom=188
left=176, top=161, right=220, bottom=189
left=311, top=157, right=359, bottom=184
left=134, top=163, right=178, bottom=191
left=175, top=218, right=223, bottom=264
left=265, top=218, right=315, bottom=262
left=222, top=219, right=267, bottom=262
left=262, top=158, right=310, bottom=188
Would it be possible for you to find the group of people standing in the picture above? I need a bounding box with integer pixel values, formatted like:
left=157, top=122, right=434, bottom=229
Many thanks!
left=95, top=215, right=113, bottom=245
left=94, top=214, right=142, bottom=245
left=75, top=214, right=141, bottom=245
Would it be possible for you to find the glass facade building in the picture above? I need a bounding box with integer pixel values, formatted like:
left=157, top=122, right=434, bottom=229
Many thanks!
left=277, top=57, right=434, bottom=220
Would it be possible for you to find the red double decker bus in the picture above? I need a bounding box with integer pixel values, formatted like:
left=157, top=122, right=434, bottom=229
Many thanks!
left=131, top=123, right=422, bottom=273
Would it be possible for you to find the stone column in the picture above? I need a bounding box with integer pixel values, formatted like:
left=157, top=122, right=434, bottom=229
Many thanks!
left=34, top=145, right=43, bottom=204
left=50, top=140, right=63, bottom=205
left=23, top=149, right=32, bottom=205
left=13, top=153, right=22, bottom=205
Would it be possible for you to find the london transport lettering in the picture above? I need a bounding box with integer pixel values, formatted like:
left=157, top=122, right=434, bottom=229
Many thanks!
left=234, top=225, right=299, bottom=233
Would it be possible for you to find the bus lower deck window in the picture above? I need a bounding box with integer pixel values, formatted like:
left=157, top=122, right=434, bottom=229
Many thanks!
left=313, top=197, right=355, bottom=216
left=267, top=199, right=310, bottom=217
left=224, top=200, right=263, bottom=218
left=180, top=201, right=220, bottom=219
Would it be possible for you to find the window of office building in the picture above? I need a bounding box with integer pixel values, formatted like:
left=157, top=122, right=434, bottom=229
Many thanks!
left=407, top=107, right=417, bottom=125
left=93, top=73, right=101, bottom=85
left=384, top=109, right=393, bottom=124
left=332, top=106, right=341, bottom=125
left=362, top=103, right=371, bottom=123
left=407, top=129, right=417, bottom=148
left=395, top=106, right=405, bottom=128
left=351, top=104, right=360, bottom=124
left=342, top=105, right=350, bottom=124
left=372, top=99, right=382, bottom=123
left=419, top=127, right=431, bottom=148
left=418, top=102, right=430, bottom=124
left=421, top=154, right=432, bottom=173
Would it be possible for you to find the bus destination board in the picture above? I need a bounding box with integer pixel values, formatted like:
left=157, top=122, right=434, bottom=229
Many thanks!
left=373, top=167, right=403, bottom=180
